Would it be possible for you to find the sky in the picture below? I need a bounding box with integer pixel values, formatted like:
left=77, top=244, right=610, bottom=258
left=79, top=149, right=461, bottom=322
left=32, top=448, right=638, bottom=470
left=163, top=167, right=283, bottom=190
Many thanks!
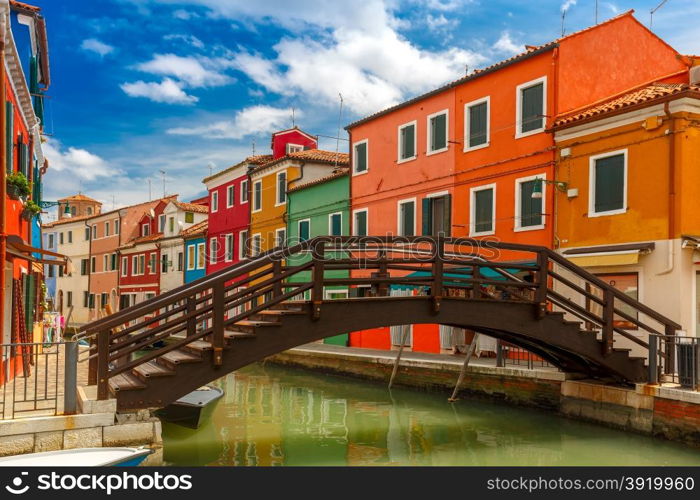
left=35, top=0, right=700, bottom=219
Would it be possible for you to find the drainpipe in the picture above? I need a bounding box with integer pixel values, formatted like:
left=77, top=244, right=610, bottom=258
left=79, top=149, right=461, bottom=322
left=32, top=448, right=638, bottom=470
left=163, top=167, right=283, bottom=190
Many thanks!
left=658, top=101, right=676, bottom=275
left=0, top=5, right=7, bottom=343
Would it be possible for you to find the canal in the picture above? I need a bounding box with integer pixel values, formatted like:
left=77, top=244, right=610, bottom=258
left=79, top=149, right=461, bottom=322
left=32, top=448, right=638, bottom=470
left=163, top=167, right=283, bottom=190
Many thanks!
left=161, top=363, right=700, bottom=466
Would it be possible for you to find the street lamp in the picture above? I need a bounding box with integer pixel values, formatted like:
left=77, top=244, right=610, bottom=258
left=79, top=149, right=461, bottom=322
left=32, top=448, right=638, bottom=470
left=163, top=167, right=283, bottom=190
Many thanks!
left=531, top=177, right=569, bottom=199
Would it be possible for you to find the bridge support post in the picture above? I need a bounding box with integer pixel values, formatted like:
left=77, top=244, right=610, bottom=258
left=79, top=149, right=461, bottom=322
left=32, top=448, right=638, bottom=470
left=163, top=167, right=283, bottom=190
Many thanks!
left=648, top=334, right=659, bottom=384
left=96, top=330, right=109, bottom=400
left=272, top=259, right=283, bottom=299
left=602, top=289, right=614, bottom=355
left=448, top=332, right=480, bottom=402
left=311, top=240, right=325, bottom=320
left=535, top=251, right=548, bottom=319
left=212, top=283, right=225, bottom=366
left=663, top=324, right=676, bottom=376
left=431, top=237, right=444, bottom=314
left=88, top=338, right=97, bottom=386
left=186, top=296, right=196, bottom=339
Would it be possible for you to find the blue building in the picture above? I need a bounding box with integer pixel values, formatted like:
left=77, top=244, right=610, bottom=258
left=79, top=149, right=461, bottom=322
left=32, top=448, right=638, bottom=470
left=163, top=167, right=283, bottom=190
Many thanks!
left=182, top=221, right=207, bottom=283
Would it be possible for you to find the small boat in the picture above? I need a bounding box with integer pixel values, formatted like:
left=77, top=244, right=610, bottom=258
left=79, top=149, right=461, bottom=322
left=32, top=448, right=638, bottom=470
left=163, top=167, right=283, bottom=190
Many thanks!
left=0, top=447, right=152, bottom=467
left=155, top=386, right=224, bottom=429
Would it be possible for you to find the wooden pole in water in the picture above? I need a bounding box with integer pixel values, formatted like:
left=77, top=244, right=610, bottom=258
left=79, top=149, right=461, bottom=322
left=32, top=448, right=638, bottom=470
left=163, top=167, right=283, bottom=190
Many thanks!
left=448, top=332, right=480, bottom=402
left=388, top=326, right=410, bottom=389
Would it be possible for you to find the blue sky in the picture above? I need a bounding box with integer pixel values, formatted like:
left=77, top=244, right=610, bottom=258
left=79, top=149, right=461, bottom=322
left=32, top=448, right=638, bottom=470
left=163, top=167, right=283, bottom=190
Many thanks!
left=37, top=0, right=700, bottom=217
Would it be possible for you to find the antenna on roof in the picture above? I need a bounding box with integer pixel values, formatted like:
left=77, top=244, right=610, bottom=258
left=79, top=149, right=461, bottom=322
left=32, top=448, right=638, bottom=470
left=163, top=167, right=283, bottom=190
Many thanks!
left=207, top=161, right=215, bottom=177
left=464, top=64, right=469, bottom=75
left=291, top=107, right=296, bottom=127
left=335, top=93, right=344, bottom=171
left=252, top=138, right=256, bottom=156
left=560, top=0, right=576, bottom=36
left=649, top=0, right=669, bottom=28
left=159, top=169, right=166, bottom=198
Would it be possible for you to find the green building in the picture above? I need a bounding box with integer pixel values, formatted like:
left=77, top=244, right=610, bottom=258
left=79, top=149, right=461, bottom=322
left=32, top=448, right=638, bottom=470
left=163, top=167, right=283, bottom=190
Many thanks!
left=286, top=170, right=349, bottom=346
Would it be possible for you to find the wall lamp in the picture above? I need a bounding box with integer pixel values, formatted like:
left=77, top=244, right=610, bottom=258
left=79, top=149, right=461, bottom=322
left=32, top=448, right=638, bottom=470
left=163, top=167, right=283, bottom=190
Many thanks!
left=531, top=177, right=569, bottom=199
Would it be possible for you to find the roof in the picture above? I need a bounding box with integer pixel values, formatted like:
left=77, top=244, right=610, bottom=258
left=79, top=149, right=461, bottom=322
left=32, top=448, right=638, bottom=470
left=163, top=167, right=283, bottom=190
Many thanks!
left=249, top=149, right=349, bottom=176
left=41, top=214, right=93, bottom=228
left=346, top=10, right=639, bottom=130
left=173, top=201, right=209, bottom=214
left=121, top=232, right=163, bottom=249
left=9, top=1, right=40, bottom=13
left=271, top=126, right=318, bottom=145
left=553, top=83, right=700, bottom=128
left=202, top=155, right=273, bottom=184
left=58, top=194, right=102, bottom=204
left=180, top=220, right=208, bottom=238
left=287, top=169, right=349, bottom=193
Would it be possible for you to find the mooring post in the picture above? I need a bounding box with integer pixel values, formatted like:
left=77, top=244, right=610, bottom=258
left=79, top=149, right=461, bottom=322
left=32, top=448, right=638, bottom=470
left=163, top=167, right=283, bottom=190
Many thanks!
left=388, top=326, right=411, bottom=389
left=311, top=240, right=325, bottom=320
left=648, top=334, right=658, bottom=384
left=212, top=282, right=225, bottom=366
left=448, top=332, right=480, bottom=402
left=96, top=330, right=109, bottom=400
left=432, top=237, right=444, bottom=313
left=63, top=340, right=78, bottom=415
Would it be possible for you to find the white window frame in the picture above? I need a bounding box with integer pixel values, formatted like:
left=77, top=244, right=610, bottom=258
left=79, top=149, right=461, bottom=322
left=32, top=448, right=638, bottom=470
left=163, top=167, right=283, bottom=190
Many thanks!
left=141, top=223, right=150, bottom=236
left=514, top=174, right=546, bottom=232
left=397, top=120, right=417, bottom=164
left=224, top=233, right=233, bottom=262
left=226, top=185, right=235, bottom=208
left=158, top=214, right=166, bottom=232
left=426, top=109, right=449, bottom=156
left=515, top=76, right=547, bottom=139
left=352, top=208, right=368, bottom=236
left=239, top=230, right=248, bottom=260
left=463, top=96, right=490, bottom=152
left=252, top=180, right=262, bottom=212
left=132, top=255, right=138, bottom=276
left=103, top=254, right=108, bottom=272
left=469, top=183, right=497, bottom=237
left=275, top=171, right=287, bottom=207
left=121, top=256, right=128, bottom=277
left=211, top=191, right=219, bottom=213
left=328, top=212, right=343, bottom=237
left=324, top=289, right=349, bottom=300
left=210, top=237, right=218, bottom=265
left=286, top=143, right=303, bottom=154
left=588, top=149, right=628, bottom=218
left=251, top=233, right=262, bottom=257
left=274, top=227, right=286, bottom=248
left=240, top=179, right=249, bottom=204
left=196, top=242, right=205, bottom=270
left=396, top=197, right=417, bottom=237
left=352, top=139, right=369, bottom=176
left=105, top=221, right=111, bottom=237
left=114, top=219, right=120, bottom=235
left=186, top=244, right=195, bottom=271
left=298, top=218, right=311, bottom=242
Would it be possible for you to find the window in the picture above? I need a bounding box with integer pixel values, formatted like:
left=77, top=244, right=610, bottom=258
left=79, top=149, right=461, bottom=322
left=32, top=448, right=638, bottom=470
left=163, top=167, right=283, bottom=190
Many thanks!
left=71, top=206, right=76, bottom=216
left=251, top=233, right=262, bottom=257
left=464, top=97, right=489, bottom=151
left=111, top=253, right=117, bottom=271
left=196, top=242, right=205, bottom=269
left=516, top=77, right=546, bottom=138
left=149, top=253, right=156, bottom=274
left=397, top=199, right=416, bottom=236
left=210, top=238, right=218, bottom=265
left=274, top=228, right=285, bottom=248
left=241, top=179, right=249, bottom=203
left=187, top=245, right=195, bottom=271
left=253, top=180, right=262, bottom=212
left=329, top=213, right=342, bottom=236
left=47, top=265, right=55, bottom=278
left=470, top=184, right=496, bottom=236
left=161, top=254, right=168, bottom=273
left=67, top=291, right=73, bottom=308
left=121, top=256, right=128, bottom=277
left=353, top=209, right=368, bottom=236
left=132, top=256, right=138, bottom=276
left=298, top=219, right=310, bottom=242
left=67, top=231, right=72, bottom=243
left=239, top=230, right=248, bottom=260
left=114, top=219, right=120, bottom=235
left=276, top=171, right=287, bottom=205
left=427, top=110, right=448, bottom=155
left=59, top=233, right=64, bottom=245
left=103, top=254, right=108, bottom=272
left=158, top=214, right=166, bottom=232
left=48, top=234, right=55, bottom=248
left=92, top=225, right=97, bottom=239
left=589, top=150, right=627, bottom=217
left=515, top=176, right=544, bottom=231
left=353, top=140, right=368, bottom=175
left=141, top=223, right=150, bottom=236
left=168, top=216, right=175, bottom=233
left=88, top=293, right=95, bottom=309
left=86, top=207, right=93, bottom=215
left=225, top=234, right=234, bottom=261
left=227, top=185, right=235, bottom=208
left=422, top=193, right=451, bottom=237
left=83, top=291, right=89, bottom=308
left=58, top=266, right=64, bottom=277
left=85, top=227, right=90, bottom=241
left=105, top=221, right=110, bottom=237
left=90, top=256, right=96, bottom=273
left=138, top=255, right=146, bottom=275
left=185, top=212, right=194, bottom=223
left=588, top=273, right=639, bottom=329
left=211, top=191, right=219, bottom=213
left=398, top=121, right=417, bottom=162
left=286, top=143, right=303, bottom=154
left=177, top=251, right=183, bottom=271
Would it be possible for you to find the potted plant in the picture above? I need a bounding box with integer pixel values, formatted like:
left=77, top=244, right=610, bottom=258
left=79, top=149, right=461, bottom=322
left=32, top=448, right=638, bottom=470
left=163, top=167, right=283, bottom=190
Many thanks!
left=6, top=172, right=31, bottom=200
left=21, top=200, right=41, bottom=220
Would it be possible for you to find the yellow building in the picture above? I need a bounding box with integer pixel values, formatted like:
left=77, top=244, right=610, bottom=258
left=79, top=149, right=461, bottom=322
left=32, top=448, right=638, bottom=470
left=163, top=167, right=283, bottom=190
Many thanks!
left=552, top=81, right=700, bottom=342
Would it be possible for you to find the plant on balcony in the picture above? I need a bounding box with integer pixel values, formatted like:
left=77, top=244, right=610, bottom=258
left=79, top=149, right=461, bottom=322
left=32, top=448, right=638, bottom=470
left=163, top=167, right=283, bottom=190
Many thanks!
left=21, top=200, right=41, bottom=220
left=6, top=172, right=31, bottom=200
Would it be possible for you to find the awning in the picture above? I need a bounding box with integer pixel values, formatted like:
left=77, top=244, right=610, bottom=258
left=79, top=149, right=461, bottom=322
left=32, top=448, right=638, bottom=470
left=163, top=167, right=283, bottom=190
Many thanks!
left=391, top=262, right=535, bottom=291
left=562, top=242, right=654, bottom=268
left=6, top=235, right=68, bottom=267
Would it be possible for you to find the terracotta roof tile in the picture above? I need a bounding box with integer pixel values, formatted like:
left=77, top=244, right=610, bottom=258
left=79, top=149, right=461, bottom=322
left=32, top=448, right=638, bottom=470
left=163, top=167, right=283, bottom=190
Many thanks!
left=41, top=214, right=93, bottom=228
left=202, top=155, right=273, bottom=184
left=58, top=193, right=102, bottom=204
left=173, top=201, right=209, bottom=213
left=121, top=232, right=163, bottom=249
left=180, top=220, right=208, bottom=238
left=250, top=149, right=349, bottom=175
left=553, top=83, right=700, bottom=128
left=10, top=1, right=41, bottom=12
left=288, top=169, right=349, bottom=193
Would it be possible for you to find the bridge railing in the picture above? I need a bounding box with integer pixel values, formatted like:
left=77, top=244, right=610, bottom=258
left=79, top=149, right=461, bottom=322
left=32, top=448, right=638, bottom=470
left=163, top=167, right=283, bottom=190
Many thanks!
left=77, top=236, right=681, bottom=399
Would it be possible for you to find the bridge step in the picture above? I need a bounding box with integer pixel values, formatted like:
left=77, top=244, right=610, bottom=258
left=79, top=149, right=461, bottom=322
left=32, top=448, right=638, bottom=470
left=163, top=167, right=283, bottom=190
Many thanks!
left=224, top=330, right=256, bottom=340
left=254, top=309, right=306, bottom=318
left=109, top=373, right=147, bottom=393
left=184, top=340, right=216, bottom=354
left=228, top=320, right=281, bottom=334
left=133, top=360, right=175, bottom=381
left=157, top=349, right=202, bottom=370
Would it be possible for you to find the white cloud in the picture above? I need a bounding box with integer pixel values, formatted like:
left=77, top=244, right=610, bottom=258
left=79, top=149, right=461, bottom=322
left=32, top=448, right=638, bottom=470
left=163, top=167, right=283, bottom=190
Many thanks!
left=561, top=0, right=577, bottom=13
left=135, top=53, right=232, bottom=87
left=120, top=78, right=198, bottom=104
left=426, top=14, right=454, bottom=31
left=493, top=31, right=521, bottom=55
left=42, top=138, right=119, bottom=181
left=80, top=38, right=114, bottom=57
left=166, top=105, right=295, bottom=139
left=164, top=34, right=205, bottom=49
left=172, top=8, right=198, bottom=20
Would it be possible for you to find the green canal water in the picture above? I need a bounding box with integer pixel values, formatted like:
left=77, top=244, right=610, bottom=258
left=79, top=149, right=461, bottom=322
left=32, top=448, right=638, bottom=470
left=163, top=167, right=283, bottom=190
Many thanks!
left=160, top=363, right=700, bottom=466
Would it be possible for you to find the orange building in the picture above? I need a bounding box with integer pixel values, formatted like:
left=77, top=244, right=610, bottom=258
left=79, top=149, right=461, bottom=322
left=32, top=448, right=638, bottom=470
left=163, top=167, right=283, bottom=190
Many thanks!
left=345, top=11, right=691, bottom=354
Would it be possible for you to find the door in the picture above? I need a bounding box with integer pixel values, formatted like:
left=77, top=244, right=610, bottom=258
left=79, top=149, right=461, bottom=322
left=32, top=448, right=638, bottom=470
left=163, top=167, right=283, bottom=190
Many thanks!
left=422, top=194, right=451, bottom=237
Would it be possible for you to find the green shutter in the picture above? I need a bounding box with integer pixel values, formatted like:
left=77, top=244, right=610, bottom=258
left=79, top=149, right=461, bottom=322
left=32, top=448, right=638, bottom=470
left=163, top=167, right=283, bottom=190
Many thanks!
left=355, top=142, right=367, bottom=172
left=443, top=194, right=452, bottom=237
left=431, top=114, right=446, bottom=151
left=299, top=220, right=310, bottom=241
left=422, top=198, right=432, bottom=236
left=355, top=211, right=367, bottom=236
left=401, top=125, right=415, bottom=159
left=594, top=154, right=625, bottom=213
left=469, top=102, right=488, bottom=147
left=5, top=101, right=13, bottom=173
left=330, top=214, right=341, bottom=236
left=401, top=201, right=414, bottom=236
left=520, top=180, right=542, bottom=227
left=521, top=83, right=544, bottom=133
left=474, top=189, right=493, bottom=233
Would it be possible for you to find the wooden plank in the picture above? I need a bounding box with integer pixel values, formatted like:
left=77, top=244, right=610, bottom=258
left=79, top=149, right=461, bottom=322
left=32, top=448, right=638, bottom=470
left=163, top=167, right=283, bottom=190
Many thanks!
left=109, top=373, right=146, bottom=392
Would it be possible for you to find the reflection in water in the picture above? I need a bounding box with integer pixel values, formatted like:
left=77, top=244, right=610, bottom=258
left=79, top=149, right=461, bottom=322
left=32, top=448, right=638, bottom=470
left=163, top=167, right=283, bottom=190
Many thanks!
left=161, top=364, right=700, bottom=466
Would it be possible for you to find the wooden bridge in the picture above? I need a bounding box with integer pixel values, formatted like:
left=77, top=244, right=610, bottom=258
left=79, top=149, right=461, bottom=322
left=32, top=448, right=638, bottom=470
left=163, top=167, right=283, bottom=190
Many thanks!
left=78, top=236, right=681, bottom=411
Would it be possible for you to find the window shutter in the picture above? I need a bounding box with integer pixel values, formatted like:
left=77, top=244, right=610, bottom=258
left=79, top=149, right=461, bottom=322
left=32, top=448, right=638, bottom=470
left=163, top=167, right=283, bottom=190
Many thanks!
left=594, top=154, right=625, bottom=213
left=401, top=202, right=414, bottom=236
left=469, top=102, right=487, bottom=147
left=421, top=198, right=432, bottom=236
left=5, top=101, right=13, bottom=173
left=401, top=125, right=415, bottom=159
left=432, top=114, right=446, bottom=151
left=443, top=194, right=452, bottom=237
left=475, top=189, right=493, bottom=233
left=520, top=180, right=542, bottom=227
left=331, top=214, right=341, bottom=236
left=521, top=84, right=544, bottom=133
left=355, top=142, right=367, bottom=172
